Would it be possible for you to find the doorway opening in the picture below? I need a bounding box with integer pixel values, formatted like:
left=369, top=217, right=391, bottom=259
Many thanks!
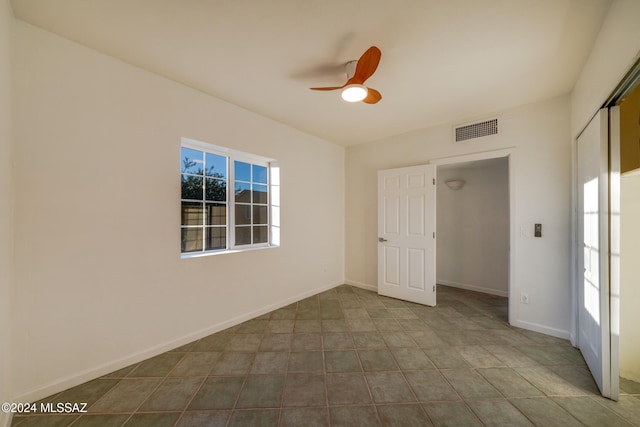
left=376, top=149, right=514, bottom=322
left=436, top=157, right=510, bottom=322
left=432, top=149, right=513, bottom=324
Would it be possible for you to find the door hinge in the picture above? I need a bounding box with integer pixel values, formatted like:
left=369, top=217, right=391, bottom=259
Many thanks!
left=433, top=178, right=435, bottom=185
left=433, top=285, right=435, bottom=292
left=433, top=232, right=435, bottom=238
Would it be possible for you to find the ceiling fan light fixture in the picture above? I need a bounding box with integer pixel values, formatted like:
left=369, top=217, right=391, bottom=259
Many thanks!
left=341, top=84, right=368, bottom=102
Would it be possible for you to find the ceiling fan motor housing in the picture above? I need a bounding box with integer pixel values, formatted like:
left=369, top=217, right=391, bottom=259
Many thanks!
left=345, top=60, right=358, bottom=79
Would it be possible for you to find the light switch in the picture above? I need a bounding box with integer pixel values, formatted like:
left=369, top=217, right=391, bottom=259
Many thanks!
left=534, top=223, right=542, bottom=238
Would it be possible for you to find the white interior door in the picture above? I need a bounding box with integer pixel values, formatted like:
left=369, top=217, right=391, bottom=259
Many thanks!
left=577, top=108, right=617, bottom=399
left=377, top=164, right=436, bottom=306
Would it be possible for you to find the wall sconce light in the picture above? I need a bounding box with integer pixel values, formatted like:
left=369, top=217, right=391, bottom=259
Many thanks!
left=445, top=179, right=466, bottom=190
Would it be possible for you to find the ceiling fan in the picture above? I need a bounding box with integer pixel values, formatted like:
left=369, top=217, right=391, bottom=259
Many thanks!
left=310, top=46, right=382, bottom=104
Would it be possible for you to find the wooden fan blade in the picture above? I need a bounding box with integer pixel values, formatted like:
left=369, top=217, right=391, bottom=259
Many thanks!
left=352, top=46, right=381, bottom=84
left=310, top=85, right=345, bottom=91
left=362, top=88, right=382, bottom=104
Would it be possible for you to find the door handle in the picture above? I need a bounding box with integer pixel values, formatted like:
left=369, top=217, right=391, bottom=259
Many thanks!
left=378, top=237, right=388, bottom=242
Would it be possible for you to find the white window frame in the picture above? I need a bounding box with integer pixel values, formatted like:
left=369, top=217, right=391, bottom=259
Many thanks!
left=181, top=137, right=279, bottom=258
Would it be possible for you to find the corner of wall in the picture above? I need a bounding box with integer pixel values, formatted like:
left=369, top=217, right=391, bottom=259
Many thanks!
left=344, top=280, right=377, bottom=293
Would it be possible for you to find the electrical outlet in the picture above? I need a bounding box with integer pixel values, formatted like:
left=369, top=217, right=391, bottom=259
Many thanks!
left=520, top=293, right=530, bottom=304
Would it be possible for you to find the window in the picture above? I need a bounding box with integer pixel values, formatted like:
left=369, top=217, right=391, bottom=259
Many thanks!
left=234, top=161, right=269, bottom=245
left=180, top=138, right=278, bottom=256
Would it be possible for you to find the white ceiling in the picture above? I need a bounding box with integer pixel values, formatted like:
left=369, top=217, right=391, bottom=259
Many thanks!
left=10, top=0, right=612, bottom=146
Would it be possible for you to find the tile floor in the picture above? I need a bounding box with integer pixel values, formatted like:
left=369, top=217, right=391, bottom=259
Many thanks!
left=10, top=285, right=640, bottom=426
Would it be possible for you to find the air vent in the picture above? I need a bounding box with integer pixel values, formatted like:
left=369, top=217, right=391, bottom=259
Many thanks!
left=454, top=118, right=499, bottom=142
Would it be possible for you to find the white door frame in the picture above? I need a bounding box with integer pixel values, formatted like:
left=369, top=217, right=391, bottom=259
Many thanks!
left=609, top=105, right=621, bottom=399
left=430, top=148, right=515, bottom=322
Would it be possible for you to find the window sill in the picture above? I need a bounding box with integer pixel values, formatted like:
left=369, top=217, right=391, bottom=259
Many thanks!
left=181, top=244, right=279, bottom=259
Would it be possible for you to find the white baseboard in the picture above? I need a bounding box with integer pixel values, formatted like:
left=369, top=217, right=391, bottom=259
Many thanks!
left=1, top=411, right=10, bottom=427
left=437, top=281, right=568, bottom=341
left=437, top=279, right=509, bottom=298
left=12, top=280, right=344, bottom=404
left=510, top=319, right=571, bottom=341
left=345, top=280, right=509, bottom=299
left=344, top=279, right=377, bottom=293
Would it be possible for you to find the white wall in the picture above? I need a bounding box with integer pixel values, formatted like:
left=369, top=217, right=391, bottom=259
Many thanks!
left=346, top=96, right=572, bottom=338
left=620, top=173, right=640, bottom=382
left=436, top=159, right=509, bottom=296
left=571, top=0, right=640, bottom=137
left=0, top=1, right=13, bottom=426
left=11, top=20, right=345, bottom=401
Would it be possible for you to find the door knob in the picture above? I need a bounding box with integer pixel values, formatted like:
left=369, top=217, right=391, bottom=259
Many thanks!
left=378, top=237, right=388, bottom=242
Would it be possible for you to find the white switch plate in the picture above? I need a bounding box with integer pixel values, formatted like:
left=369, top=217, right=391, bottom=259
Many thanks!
left=520, top=292, right=529, bottom=304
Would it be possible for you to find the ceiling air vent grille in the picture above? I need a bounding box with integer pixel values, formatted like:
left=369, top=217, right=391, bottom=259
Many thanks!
left=454, top=118, right=498, bottom=142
